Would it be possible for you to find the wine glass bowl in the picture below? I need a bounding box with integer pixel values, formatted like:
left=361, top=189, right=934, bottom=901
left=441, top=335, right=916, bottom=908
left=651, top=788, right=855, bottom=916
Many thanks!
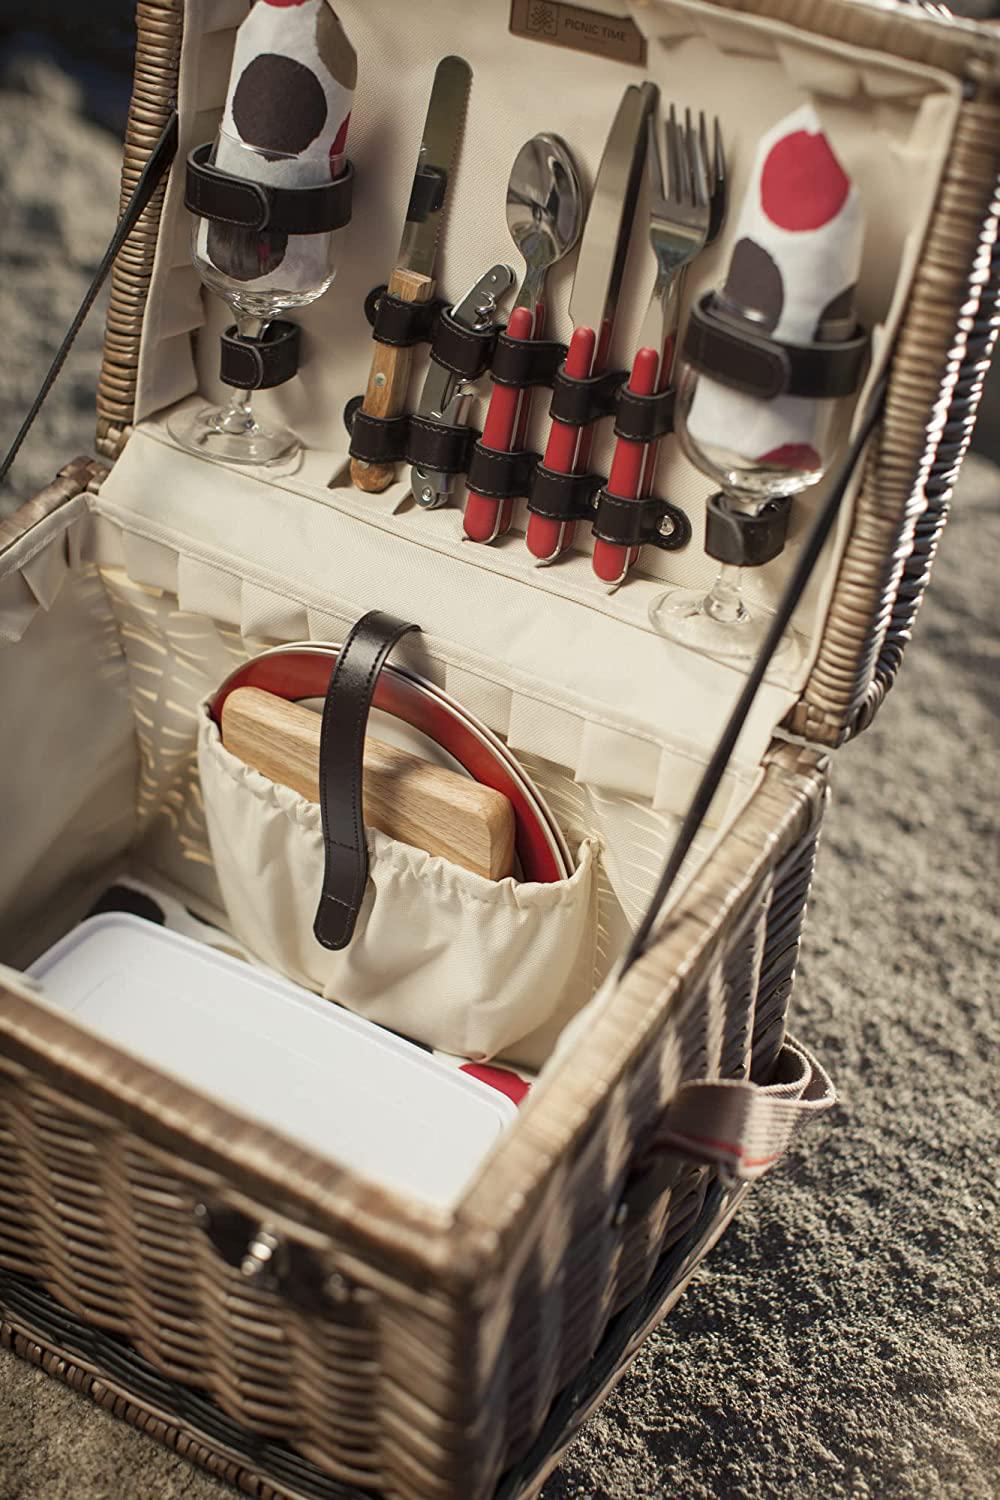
left=169, top=133, right=343, bottom=467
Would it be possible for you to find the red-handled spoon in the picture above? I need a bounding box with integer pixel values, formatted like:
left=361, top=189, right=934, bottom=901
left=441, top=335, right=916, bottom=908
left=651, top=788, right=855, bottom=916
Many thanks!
left=526, top=325, right=596, bottom=561
left=592, top=346, right=659, bottom=584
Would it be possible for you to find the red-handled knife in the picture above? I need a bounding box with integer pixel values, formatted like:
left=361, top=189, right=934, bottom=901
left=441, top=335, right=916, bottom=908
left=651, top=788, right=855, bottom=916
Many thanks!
left=526, top=82, right=657, bottom=563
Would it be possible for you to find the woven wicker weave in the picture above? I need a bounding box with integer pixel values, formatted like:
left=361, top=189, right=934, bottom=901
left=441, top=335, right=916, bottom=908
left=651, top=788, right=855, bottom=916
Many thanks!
left=3, top=0, right=999, bottom=1495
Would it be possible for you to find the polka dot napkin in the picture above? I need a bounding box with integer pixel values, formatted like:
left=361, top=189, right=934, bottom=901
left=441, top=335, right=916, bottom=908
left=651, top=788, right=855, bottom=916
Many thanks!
left=203, top=0, right=356, bottom=292
left=686, top=103, right=865, bottom=480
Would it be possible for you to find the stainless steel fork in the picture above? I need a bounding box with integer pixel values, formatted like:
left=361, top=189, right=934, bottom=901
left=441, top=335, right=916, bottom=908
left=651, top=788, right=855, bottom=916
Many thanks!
left=638, top=105, right=724, bottom=373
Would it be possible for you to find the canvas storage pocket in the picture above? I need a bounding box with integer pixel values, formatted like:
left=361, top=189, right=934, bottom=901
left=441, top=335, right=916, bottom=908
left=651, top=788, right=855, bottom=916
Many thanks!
left=197, top=704, right=598, bottom=1061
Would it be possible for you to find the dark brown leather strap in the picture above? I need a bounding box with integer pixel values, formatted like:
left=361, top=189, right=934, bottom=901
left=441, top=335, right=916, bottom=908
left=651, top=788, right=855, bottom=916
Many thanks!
left=684, top=293, right=870, bottom=401
left=219, top=320, right=300, bottom=390
left=185, top=143, right=354, bottom=235
left=314, top=612, right=420, bottom=951
left=348, top=409, right=411, bottom=464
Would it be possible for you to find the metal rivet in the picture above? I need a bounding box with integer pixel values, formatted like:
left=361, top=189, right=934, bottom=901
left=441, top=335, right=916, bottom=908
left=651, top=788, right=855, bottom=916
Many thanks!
left=659, top=514, right=677, bottom=539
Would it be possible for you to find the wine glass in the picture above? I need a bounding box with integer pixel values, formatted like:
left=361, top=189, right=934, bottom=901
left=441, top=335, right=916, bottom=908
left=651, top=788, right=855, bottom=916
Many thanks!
left=169, top=131, right=344, bottom=467
left=648, top=344, right=845, bottom=663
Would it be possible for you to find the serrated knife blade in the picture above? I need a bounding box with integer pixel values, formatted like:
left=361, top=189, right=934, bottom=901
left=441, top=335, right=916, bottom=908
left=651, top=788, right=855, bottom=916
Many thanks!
left=348, top=55, right=472, bottom=494
left=398, top=55, right=472, bottom=277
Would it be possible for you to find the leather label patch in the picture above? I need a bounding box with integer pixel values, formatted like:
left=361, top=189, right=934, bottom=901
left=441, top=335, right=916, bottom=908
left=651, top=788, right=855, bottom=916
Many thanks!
left=509, top=0, right=647, bottom=66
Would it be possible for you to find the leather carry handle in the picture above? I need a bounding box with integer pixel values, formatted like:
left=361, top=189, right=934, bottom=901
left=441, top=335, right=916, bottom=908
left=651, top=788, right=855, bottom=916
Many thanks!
left=314, top=611, right=420, bottom=950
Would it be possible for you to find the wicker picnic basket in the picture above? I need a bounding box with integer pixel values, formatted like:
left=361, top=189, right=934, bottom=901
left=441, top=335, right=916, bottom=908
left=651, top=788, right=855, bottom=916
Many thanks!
left=0, top=1, right=997, bottom=1496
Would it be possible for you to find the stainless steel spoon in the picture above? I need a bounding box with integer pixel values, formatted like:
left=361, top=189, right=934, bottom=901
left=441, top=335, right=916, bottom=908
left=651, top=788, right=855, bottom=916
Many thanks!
left=506, top=132, right=584, bottom=324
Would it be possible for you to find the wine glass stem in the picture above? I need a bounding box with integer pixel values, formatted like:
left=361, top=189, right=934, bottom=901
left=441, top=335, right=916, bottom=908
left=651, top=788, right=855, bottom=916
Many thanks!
left=703, top=563, right=749, bottom=625
left=224, top=311, right=266, bottom=422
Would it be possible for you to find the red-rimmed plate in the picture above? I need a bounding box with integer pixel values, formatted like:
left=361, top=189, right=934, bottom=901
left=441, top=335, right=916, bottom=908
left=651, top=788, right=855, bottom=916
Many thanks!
left=208, top=643, right=573, bottom=884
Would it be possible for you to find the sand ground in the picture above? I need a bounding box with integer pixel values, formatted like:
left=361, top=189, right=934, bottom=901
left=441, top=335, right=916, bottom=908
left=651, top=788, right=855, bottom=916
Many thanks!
left=0, top=62, right=997, bottom=1500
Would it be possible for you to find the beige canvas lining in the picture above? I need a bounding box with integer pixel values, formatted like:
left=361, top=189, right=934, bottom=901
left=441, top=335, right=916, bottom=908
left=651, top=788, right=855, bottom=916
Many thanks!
left=129, top=0, right=959, bottom=657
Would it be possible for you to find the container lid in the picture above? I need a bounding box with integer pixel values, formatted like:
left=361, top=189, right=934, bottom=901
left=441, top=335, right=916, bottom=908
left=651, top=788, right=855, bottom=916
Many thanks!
left=29, top=914, right=516, bottom=1209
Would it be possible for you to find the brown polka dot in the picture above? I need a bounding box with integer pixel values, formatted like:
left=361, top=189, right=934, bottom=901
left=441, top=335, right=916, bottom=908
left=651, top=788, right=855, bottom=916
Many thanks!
left=207, top=222, right=287, bottom=281
left=722, top=237, right=784, bottom=332
left=231, top=54, right=327, bottom=156
left=315, top=5, right=357, bottom=90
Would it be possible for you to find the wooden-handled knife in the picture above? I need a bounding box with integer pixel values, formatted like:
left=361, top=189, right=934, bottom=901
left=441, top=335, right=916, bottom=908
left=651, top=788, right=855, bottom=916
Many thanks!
left=349, top=55, right=472, bottom=494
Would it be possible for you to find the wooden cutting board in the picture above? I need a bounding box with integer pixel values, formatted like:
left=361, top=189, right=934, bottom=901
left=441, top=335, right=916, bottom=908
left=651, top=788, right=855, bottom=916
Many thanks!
left=221, top=687, right=516, bottom=880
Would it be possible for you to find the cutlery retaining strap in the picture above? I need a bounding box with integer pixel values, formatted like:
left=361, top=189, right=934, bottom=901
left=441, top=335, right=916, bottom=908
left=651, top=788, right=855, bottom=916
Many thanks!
left=613, top=386, right=676, bottom=442
left=591, top=491, right=691, bottom=553
left=704, top=492, right=792, bottom=567
left=549, top=365, right=627, bottom=427
left=490, top=334, right=568, bottom=388
left=348, top=410, right=410, bottom=464
left=527, top=465, right=604, bottom=522
left=185, top=143, right=355, bottom=234
left=407, top=415, right=481, bottom=475
left=314, top=611, right=420, bottom=951
left=430, top=308, right=503, bottom=380
left=368, top=286, right=447, bottom=347
left=466, top=444, right=540, bottom=501
left=219, top=321, right=300, bottom=390
left=684, top=293, right=870, bottom=401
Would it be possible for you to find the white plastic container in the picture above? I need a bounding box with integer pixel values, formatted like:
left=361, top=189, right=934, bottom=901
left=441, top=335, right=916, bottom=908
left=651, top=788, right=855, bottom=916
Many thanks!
left=28, top=913, right=517, bottom=1208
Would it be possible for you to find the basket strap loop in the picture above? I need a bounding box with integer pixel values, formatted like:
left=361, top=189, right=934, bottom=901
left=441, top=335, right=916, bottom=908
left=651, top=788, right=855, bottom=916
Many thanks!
left=314, top=611, right=420, bottom=951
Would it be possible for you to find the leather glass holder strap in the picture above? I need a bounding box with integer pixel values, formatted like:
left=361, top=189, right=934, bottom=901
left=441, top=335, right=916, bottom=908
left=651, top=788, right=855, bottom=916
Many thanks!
left=314, top=611, right=420, bottom=951
left=490, top=334, right=567, bottom=388
left=220, top=321, right=301, bottom=390
left=549, top=365, right=626, bottom=427
left=406, top=415, right=480, bottom=476
left=429, top=308, right=501, bottom=380
left=704, top=491, right=792, bottom=566
left=527, top=465, right=604, bottom=522
left=466, top=444, right=540, bottom=501
left=185, top=143, right=354, bottom=235
left=684, top=293, right=869, bottom=401
left=592, top=491, right=692, bottom=552
left=614, top=386, right=676, bottom=442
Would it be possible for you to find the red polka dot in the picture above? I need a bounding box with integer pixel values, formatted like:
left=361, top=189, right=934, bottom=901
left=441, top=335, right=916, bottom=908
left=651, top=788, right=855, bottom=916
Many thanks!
left=260, top=0, right=311, bottom=7
left=760, top=129, right=849, bottom=232
left=757, top=442, right=822, bottom=471
left=460, top=1064, right=531, bottom=1107
left=329, top=111, right=351, bottom=177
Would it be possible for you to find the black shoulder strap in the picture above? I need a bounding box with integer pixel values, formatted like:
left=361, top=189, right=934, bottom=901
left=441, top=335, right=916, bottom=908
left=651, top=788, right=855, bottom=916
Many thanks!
left=0, top=108, right=179, bottom=487
left=621, top=369, right=890, bottom=974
